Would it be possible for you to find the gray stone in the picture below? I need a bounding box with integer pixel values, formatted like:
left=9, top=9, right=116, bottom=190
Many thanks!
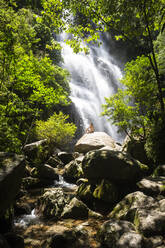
left=37, top=188, right=73, bottom=219
left=82, top=150, right=148, bottom=184
left=144, top=236, right=164, bottom=248
left=98, top=219, right=143, bottom=248
left=75, top=132, right=116, bottom=153
left=122, top=135, right=149, bottom=165
left=137, top=176, right=165, bottom=196
left=47, top=227, right=90, bottom=248
left=135, top=208, right=165, bottom=236
left=88, top=209, right=103, bottom=219
left=108, top=191, right=158, bottom=220
left=117, top=232, right=143, bottom=248
left=46, top=156, right=64, bottom=168
left=23, top=139, right=47, bottom=161
left=22, top=176, right=52, bottom=189
left=57, top=152, right=74, bottom=165
left=159, top=199, right=165, bottom=211
left=37, top=164, right=58, bottom=180
left=108, top=191, right=165, bottom=236
left=61, top=197, right=89, bottom=219
left=63, top=160, right=83, bottom=183
left=0, top=153, right=25, bottom=216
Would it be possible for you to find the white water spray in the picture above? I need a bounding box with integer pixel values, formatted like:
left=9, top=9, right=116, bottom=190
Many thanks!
left=14, top=209, right=38, bottom=227
left=59, top=34, right=123, bottom=142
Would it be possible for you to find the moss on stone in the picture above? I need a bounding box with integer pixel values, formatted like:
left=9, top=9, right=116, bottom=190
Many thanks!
left=93, top=179, right=119, bottom=203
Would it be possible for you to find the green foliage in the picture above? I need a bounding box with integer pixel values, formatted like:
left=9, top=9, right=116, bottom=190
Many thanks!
left=40, top=0, right=165, bottom=51
left=35, top=112, right=77, bottom=147
left=145, top=115, right=165, bottom=164
left=102, top=55, right=157, bottom=139
left=154, top=30, right=165, bottom=84
left=0, top=0, right=71, bottom=152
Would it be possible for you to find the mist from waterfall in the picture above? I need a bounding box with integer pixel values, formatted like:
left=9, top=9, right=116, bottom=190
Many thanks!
left=59, top=34, right=124, bottom=143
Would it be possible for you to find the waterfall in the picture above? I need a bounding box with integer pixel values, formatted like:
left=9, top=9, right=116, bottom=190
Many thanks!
left=59, top=34, right=123, bottom=142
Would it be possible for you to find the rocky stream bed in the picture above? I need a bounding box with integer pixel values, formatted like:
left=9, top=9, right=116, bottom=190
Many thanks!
left=1, top=132, right=165, bottom=247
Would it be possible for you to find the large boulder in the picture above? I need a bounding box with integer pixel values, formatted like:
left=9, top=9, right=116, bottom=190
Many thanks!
left=98, top=219, right=143, bottom=248
left=108, top=191, right=165, bottom=237
left=122, top=136, right=149, bottom=165
left=63, top=160, right=83, bottom=183
left=144, top=236, right=164, bottom=248
left=93, top=179, right=119, bottom=204
left=137, top=176, right=165, bottom=196
left=0, top=153, right=25, bottom=216
left=75, top=132, right=116, bottom=153
left=108, top=191, right=158, bottom=220
left=134, top=207, right=165, bottom=236
left=82, top=150, right=148, bottom=184
left=37, top=164, right=59, bottom=180
left=77, top=179, right=120, bottom=212
left=37, top=188, right=73, bottom=219
left=46, top=227, right=90, bottom=248
left=57, top=152, right=75, bottom=165
left=77, top=180, right=94, bottom=203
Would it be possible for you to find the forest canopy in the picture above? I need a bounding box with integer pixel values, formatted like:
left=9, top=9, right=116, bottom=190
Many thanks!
left=0, top=0, right=165, bottom=164
left=0, top=0, right=73, bottom=152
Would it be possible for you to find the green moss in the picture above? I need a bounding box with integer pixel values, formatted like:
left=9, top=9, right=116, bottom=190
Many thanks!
left=133, top=211, right=140, bottom=231
left=160, top=182, right=165, bottom=193
left=109, top=195, right=134, bottom=219
left=93, top=179, right=118, bottom=203
left=77, top=183, right=93, bottom=201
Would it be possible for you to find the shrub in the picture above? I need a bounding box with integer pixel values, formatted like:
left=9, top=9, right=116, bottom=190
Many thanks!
left=35, top=112, right=77, bottom=147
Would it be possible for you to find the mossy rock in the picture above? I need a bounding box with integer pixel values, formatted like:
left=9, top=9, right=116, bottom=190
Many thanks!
left=63, top=160, right=83, bottom=183
left=82, top=150, right=148, bottom=185
left=77, top=181, right=94, bottom=202
left=108, top=191, right=157, bottom=221
left=93, top=179, right=119, bottom=204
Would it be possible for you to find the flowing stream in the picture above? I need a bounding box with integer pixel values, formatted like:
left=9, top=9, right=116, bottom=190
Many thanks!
left=14, top=176, right=76, bottom=227
left=54, top=175, right=77, bottom=189
left=14, top=209, right=39, bottom=227
left=59, top=34, right=123, bottom=142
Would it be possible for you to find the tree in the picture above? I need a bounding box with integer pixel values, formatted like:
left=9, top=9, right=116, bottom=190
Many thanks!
left=0, top=0, right=71, bottom=152
left=102, top=55, right=157, bottom=139
left=41, top=0, right=165, bottom=111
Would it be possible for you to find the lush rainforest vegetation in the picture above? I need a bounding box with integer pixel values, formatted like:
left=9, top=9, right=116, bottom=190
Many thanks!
left=0, top=0, right=165, bottom=164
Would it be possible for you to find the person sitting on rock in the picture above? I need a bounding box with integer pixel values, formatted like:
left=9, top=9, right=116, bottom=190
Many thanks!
left=86, top=122, right=94, bottom=133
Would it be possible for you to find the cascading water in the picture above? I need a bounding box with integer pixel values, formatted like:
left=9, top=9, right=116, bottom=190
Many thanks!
left=59, top=34, right=123, bottom=142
